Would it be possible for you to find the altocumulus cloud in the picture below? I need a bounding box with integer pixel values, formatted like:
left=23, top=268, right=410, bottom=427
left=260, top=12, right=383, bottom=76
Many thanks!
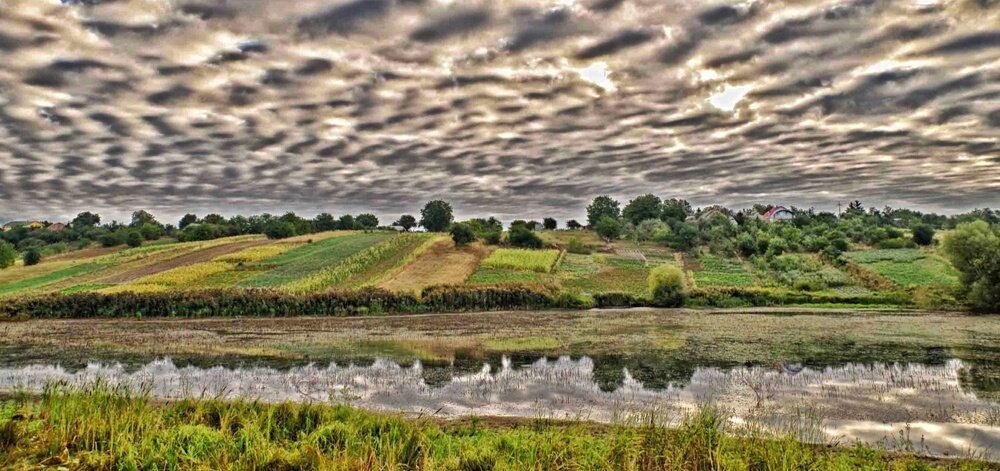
left=0, top=0, right=999, bottom=222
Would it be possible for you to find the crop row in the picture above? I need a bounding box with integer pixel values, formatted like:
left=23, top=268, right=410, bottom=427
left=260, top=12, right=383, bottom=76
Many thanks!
left=481, top=249, right=562, bottom=273
left=282, top=234, right=427, bottom=294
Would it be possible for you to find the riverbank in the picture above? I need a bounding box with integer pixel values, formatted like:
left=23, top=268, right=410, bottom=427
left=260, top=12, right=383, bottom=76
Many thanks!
left=0, top=386, right=994, bottom=470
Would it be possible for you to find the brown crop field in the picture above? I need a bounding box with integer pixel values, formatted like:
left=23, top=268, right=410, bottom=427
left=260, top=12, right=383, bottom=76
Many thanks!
left=377, top=239, right=492, bottom=294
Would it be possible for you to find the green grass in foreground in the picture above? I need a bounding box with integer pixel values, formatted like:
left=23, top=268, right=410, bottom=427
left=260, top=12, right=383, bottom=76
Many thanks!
left=0, top=385, right=991, bottom=470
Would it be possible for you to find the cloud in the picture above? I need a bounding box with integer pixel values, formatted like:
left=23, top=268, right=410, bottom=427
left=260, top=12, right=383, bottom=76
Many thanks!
left=0, top=0, right=998, bottom=223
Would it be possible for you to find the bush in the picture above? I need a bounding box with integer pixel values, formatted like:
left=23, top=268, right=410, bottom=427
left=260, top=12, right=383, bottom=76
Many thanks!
left=941, top=221, right=1000, bottom=312
left=592, top=292, right=644, bottom=308
left=482, top=230, right=502, bottom=245
left=648, top=264, right=685, bottom=307
left=450, top=223, right=476, bottom=246
left=23, top=248, right=42, bottom=266
left=508, top=227, right=543, bottom=249
left=566, top=237, right=590, bottom=255
left=99, top=231, right=124, bottom=247
left=912, top=224, right=935, bottom=246
left=126, top=231, right=144, bottom=248
left=264, top=221, right=297, bottom=240
left=0, top=241, right=16, bottom=269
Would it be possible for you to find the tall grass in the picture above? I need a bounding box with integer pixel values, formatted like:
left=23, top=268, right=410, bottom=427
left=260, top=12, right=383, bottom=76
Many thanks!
left=0, top=384, right=990, bottom=470
left=481, top=249, right=562, bottom=273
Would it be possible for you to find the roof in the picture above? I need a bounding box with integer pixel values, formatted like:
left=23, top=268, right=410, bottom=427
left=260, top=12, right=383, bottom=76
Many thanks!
left=763, top=206, right=793, bottom=220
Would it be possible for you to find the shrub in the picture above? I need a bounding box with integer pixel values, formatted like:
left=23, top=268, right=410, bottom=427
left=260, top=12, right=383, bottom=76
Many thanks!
left=264, top=221, right=297, bottom=240
left=912, top=224, right=935, bottom=246
left=0, top=241, right=16, bottom=269
left=23, top=248, right=42, bottom=266
left=648, top=264, right=685, bottom=307
left=508, top=227, right=543, bottom=249
left=593, top=292, right=643, bottom=308
left=482, top=230, right=502, bottom=245
left=566, top=237, right=590, bottom=255
left=450, top=223, right=476, bottom=246
left=421, top=285, right=553, bottom=311
left=941, top=221, right=1000, bottom=312
left=126, top=231, right=143, bottom=248
left=99, top=231, right=124, bottom=247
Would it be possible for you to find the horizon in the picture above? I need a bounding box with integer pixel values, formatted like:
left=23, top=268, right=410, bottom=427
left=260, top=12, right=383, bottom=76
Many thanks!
left=2, top=0, right=999, bottom=222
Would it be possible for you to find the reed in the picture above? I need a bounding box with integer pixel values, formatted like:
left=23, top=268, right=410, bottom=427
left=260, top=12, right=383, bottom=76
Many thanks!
left=0, top=384, right=990, bottom=470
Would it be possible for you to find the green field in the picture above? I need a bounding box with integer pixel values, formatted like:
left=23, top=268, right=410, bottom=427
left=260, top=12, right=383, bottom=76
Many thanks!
left=481, top=248, right=562, bottom=273
left=558, top=253, right=652, bottom=296
left=846, top=249, right=960, bottom=288
left=239, top=233, right=393, bottom=288
left=692, top=255, right=756, bottom=288
left=0, top=263, right=107, bottom=296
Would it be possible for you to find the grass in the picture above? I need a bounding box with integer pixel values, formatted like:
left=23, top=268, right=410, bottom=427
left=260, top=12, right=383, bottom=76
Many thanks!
left=846, top=249, right=960, bottom=288
left=481, top=248, right=562, bottom=273
left=467, top=267, right=548, bottom=284
left=0, top=263, right=107, bottom=297
left=0, top=385, right=990, bottom=470
left=240, top=232, right=392, bottom=288
left=559, top=253, right=652, bottom=297
left=693, top=255, right=756, bottom=288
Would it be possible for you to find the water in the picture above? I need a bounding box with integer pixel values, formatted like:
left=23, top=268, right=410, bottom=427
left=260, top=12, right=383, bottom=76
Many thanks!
left=1, top=356, right=999, bottom=459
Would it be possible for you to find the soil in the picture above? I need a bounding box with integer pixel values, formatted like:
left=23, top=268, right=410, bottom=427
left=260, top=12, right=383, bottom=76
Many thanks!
left=97, top=239, right=271, bottom=283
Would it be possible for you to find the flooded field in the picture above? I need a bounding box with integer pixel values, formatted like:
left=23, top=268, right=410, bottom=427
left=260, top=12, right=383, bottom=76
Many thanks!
left=3, top=308, right=1000, bottom=460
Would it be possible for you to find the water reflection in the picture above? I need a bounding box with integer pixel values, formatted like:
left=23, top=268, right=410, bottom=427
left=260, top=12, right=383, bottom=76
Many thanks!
left=1, top=356, right=998, bottom=459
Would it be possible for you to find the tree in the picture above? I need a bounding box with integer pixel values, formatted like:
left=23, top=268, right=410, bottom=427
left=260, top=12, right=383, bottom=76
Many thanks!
left=356, top=213, right=379, bottom=230
left=648, top=264, right=685, bottom=307
left=71, top=212, right=101, bottom=228
left=178, top=214, right=198, bottom=229
left=509, top=226, right=543, bottom=249
left=23, top=247, right=42, bottom=266
left=623, top=194, right=662, bottom=226
left=450, top=223, right=476, bottom=246
left=337, top=214, right=356, bottom=230
left=566, top=220, right=582, bottom=230
left=587, top=196, right=621, bottom=227
left=912, top=224, right=935, bottom=246
left=0, top=241, right=17, bottom=269
left=130, top=210, right=158, bottom=227
left=203, top=214, right=227, bottom=225
left=313, top=213, right=337, bottom=231
left=661, top=199, right=692, bottom=222
left=595, top=216, right=622, bottom=241
left=942, top=221, right=1000, bottom=312
left=420, top=200, right=454, bottom=232
left=527, top=220, right=542, bottom=231
left=99, top=231, right=123, bottom=247
left=543, top=218, right=557, bottom=231
left=126, top=231, right=143, bottom=248
left=139, top=223, right=163, bottom=241
left=394, top=215, right=417, bottom=232
left=634, top=219, right=670, bottom=242
left=846, top=200, right=865, bottom=215
left=264, top=221, right=297, bottom=240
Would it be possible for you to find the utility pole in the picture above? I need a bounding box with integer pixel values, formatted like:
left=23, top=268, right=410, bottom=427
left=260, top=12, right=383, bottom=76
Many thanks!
left=837, top=201, right=842, bottom=216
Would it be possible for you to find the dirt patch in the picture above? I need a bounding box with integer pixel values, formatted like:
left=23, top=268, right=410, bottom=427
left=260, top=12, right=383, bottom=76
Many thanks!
left=376, top=239, right=491, bottom=294
left=98, top=240, right=271, bottom=283
left=44, top=246, right=121, bottom=263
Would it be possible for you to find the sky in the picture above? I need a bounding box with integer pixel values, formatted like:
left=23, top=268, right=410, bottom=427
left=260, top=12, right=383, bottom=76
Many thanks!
left=0, top=0, right=999, bottom=224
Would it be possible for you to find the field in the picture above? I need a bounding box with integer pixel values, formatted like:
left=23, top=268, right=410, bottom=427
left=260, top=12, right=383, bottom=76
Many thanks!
left=691, top=255, right=757, bottom=288
left=378, top=239, right=490, bottom=293
left=481, top=248, right=562, bottom=273
left=558, top=253, right=653, bottom=297
left=845, top=249, right=960, bottom=288
left=238, top=232, right=394, bottom=288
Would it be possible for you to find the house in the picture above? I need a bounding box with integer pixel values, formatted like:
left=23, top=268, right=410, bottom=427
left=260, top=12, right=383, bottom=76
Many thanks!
left=47, top=222, right=67, bottom=232
left=2, top=221, right=44, bottom=232
left=762, top=206, right=795, bottom=222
